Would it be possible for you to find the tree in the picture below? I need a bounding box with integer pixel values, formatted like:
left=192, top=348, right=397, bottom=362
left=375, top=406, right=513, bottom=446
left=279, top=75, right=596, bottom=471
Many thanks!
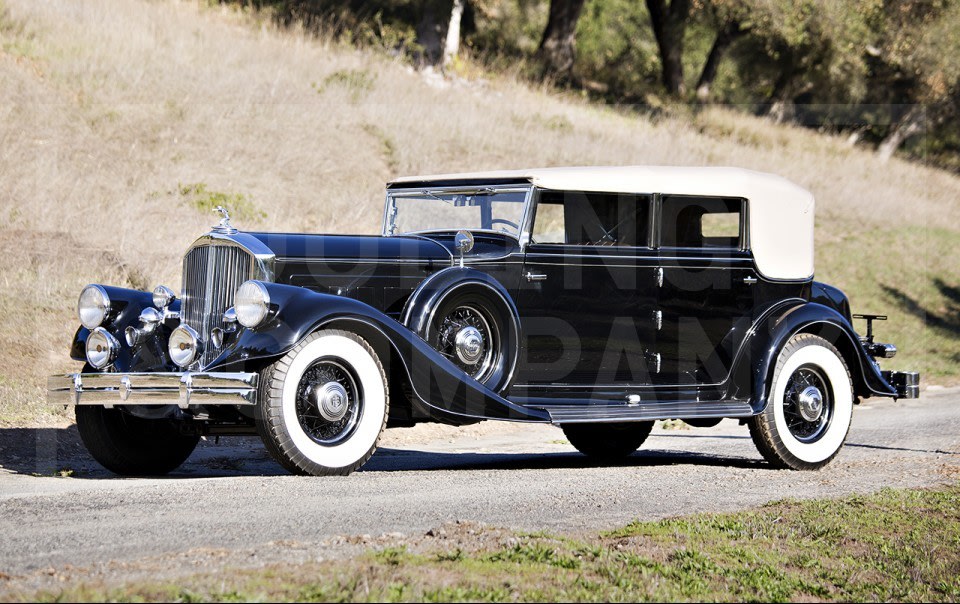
left=866, top=0, right=960, bottom=161
left=442, top=0, right=466, bottom=70
left=695, top=20, right=747, bottom=102
left=537, top=0, right=588, bottom=80
left=415, top=0, right=473, bottom=68
left=645, top=0, right=691, bottom=96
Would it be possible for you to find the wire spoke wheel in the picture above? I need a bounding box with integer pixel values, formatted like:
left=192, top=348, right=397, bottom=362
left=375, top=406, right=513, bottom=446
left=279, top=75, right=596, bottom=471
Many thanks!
left=748, top=333, right=853, bottom=471
left=435, top=304, right=499, bottom=382
left=782, top=364, right=833, bottom=443
left=256, top=330, right=388, bottom=476
left=295, top=358, right=362, bottom=446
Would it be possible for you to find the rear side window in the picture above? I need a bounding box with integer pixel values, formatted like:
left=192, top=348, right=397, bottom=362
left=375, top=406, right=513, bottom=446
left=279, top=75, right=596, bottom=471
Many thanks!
left=532, top=191, right=651, bottom=247
left=660, top=196, right=744, bottom=249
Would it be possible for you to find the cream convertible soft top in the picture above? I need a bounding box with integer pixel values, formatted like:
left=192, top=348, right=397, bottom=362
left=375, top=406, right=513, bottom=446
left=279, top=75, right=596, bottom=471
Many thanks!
left=390, top=166, right=815, bottom=281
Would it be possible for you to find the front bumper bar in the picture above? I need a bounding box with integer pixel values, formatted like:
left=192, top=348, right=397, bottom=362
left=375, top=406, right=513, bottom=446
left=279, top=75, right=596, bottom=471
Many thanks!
left=47, top=372, right=259, bottom=409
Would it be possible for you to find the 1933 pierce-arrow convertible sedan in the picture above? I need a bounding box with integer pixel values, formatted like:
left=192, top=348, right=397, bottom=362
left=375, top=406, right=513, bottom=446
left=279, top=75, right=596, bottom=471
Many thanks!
left=48, top=166, right=920, bottom=476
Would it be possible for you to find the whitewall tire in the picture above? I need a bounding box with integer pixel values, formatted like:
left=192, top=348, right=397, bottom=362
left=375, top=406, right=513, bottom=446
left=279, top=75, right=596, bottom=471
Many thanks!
left=748, top=333, right=853, bottom=471
left=256, top=329, right=388, bottom=476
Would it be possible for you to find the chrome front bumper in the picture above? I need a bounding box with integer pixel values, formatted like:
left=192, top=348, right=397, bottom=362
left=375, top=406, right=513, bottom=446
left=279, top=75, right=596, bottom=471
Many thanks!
left=47, top=372, right=259, bottom=408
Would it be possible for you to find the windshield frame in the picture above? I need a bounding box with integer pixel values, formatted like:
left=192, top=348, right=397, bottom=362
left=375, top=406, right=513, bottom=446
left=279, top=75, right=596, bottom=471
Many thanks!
left=382, top=184, right=535, bottom=246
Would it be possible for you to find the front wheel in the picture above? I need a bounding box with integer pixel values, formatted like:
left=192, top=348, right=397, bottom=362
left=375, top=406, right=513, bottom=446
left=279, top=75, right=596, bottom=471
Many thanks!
left=75, top=406, right=199, bottom=475
left=562, top=422, right=654, bottom=460
left=256, top=329, right=389, bottom=476
left=748, top=333, right=853, bottom=470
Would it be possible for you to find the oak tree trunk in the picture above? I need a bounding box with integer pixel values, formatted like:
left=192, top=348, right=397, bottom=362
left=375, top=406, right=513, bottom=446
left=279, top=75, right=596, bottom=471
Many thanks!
left=877, top=105, right=926, bottom=162
left=442, top=0, right=465, bottom=70
left=695, top=22, right=744, bottom=103
left=537, top=0, right=587, bottom=80
left=646, top=0, right=691, bottom=97
left=416, top=2, right=442, bottom=66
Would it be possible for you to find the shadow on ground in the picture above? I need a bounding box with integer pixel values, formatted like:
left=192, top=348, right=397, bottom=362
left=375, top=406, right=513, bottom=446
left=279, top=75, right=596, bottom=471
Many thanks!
left=0, top=426, right=778, bottom=478
left=364, top=447, right=767, bottom=472
left=882, top=278, right=960, bottom=341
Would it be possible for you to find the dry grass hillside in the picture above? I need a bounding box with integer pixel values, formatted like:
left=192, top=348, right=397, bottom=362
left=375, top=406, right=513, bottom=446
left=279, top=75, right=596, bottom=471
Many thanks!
left=1, top=0, right=957, bottom=425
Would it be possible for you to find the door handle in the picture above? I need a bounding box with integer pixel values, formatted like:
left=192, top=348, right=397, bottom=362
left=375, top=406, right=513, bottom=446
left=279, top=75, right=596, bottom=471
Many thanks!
left=525, top=272, right=548, bottom=282
left=743, top=275, right=758, bottom=285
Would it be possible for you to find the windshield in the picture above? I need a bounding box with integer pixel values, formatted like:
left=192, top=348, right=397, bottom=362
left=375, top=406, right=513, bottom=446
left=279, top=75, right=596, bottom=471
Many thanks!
left=385, top=187, right=529, bottom=238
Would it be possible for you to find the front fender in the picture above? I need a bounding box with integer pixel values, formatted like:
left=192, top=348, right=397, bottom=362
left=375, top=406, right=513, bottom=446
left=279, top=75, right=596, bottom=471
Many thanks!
left=737, top=301, right=897, bottom=412
left=401, top=266, right=520, bottom=334
left=69, top=286, right=168, bottom=371
left=214, top=283, right=547, bottom=423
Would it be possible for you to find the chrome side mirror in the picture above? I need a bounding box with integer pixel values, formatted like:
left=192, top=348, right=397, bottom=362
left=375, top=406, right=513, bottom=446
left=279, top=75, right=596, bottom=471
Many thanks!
left=455, top=230, right=474, bottom=267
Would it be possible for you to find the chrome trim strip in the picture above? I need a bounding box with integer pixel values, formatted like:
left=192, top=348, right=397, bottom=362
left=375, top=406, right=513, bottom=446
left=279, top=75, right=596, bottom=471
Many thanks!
left=47, top=372, right=259, bottom=409
left=389, top=185, right=532, bottom=197
left=533, top=400, right=754, bottom=424
left=275, top=257, right=447, bottom=265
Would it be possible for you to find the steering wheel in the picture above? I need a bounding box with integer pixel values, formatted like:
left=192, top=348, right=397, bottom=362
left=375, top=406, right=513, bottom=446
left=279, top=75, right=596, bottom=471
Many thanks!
left=489, top=218, right=519, bottom=232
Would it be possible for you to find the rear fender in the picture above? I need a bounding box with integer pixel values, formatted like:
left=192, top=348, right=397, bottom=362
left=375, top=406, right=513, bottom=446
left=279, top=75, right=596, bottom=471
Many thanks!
left=732, top=302, right=897, bottom=412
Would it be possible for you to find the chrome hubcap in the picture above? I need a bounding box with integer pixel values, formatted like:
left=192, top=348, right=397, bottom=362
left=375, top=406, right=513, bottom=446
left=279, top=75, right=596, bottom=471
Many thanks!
left=435, top=304, right=498, bottom=382
left=784, top=364, right=833, bottom=443
left=310, top=381, right=350, bottom=422
left=797, top=386, right=823, bottom=422
left=454, top=326, right=484, bottom=365
left=296, top=359, right=362, bottom=446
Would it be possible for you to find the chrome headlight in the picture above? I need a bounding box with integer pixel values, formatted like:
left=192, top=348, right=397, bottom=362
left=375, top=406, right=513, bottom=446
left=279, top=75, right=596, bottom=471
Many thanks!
left=169, top=325, right=201, bottom=368
left=234, top=281, right=271, bottom=328
left=86, top=327, right=119, bottom=369
left=152, top=285, right=176, bottom=309
left=77, top=285, right=111, bottom=330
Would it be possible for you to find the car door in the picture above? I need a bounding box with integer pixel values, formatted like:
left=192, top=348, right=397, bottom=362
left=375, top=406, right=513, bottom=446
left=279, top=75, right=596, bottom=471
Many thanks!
left=510, top=189, right=660, bottom=390
left=654, top=195, right=757, bottom=387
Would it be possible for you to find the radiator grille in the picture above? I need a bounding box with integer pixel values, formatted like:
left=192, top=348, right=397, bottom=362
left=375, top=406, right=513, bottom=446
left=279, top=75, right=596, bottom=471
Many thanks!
left=181, top=244, right=253, bottom=368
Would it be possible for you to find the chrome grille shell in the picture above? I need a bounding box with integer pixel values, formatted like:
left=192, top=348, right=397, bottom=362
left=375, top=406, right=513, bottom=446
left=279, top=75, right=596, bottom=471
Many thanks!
left=179, top=232, right=275, bottom=369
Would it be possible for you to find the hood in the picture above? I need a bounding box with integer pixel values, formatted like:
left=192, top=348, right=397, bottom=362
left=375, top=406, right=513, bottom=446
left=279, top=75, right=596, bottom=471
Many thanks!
left=246, top=232, right=454, bottom=264
left=245, top=231, right=521, bottom=264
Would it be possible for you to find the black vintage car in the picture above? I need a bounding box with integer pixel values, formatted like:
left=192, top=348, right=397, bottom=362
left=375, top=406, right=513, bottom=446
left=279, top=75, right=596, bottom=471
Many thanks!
left=49, top=166, right=919, bottom=476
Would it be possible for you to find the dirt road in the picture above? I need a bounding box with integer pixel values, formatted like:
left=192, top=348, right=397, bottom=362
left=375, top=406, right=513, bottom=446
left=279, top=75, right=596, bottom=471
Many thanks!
left=1, top=388, right=957, bottom=590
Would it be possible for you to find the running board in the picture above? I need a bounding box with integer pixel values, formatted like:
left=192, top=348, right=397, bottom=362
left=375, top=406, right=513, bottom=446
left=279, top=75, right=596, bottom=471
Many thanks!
left=529, top=400, right=754, bottom=424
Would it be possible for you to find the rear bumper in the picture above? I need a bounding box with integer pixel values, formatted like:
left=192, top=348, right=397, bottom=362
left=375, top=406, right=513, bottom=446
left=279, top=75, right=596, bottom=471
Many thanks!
left=882, top=370, right=920, bottom=399
left=47, top=372, right=259, bottom=409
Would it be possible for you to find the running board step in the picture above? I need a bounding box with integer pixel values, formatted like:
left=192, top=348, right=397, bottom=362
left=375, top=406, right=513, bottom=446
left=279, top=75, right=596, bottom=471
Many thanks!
left=530, top=400, right=754, bottom=424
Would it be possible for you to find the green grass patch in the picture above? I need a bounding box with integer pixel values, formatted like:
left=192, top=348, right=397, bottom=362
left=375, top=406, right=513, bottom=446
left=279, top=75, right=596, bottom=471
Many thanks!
left=817, top=222, right=960, bottom=381
left=17, top=484, right=960, bottom=602
left=312, top=68, right=376, bottom=102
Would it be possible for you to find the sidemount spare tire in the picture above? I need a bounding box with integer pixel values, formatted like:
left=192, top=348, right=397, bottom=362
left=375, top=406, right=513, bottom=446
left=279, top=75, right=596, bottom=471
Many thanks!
left=417, top=284, right=518, bottom=394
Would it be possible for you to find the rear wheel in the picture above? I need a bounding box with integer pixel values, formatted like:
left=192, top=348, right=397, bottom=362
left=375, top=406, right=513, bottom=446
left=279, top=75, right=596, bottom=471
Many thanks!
left=562, top=422, right=654, bottom=460
left=256, top=329, right=389, bottom=476
left=75, top=406, right=199, bottom=475
left=748, top=333, right=853, bottom=470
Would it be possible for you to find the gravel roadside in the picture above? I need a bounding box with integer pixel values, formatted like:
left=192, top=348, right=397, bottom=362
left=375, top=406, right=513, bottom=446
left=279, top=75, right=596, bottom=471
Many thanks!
left=1, top=388, right=957, bottom=595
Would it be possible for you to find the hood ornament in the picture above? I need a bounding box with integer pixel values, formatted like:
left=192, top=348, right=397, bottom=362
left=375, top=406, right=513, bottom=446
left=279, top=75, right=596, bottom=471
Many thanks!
left=212, top=205, right=238, bottom=234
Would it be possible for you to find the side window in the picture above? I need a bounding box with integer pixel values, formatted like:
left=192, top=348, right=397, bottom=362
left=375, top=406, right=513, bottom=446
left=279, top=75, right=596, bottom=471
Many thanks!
left=531, top=191, right=651, bottom=247
left=660, top=196, right=744, bottom=249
